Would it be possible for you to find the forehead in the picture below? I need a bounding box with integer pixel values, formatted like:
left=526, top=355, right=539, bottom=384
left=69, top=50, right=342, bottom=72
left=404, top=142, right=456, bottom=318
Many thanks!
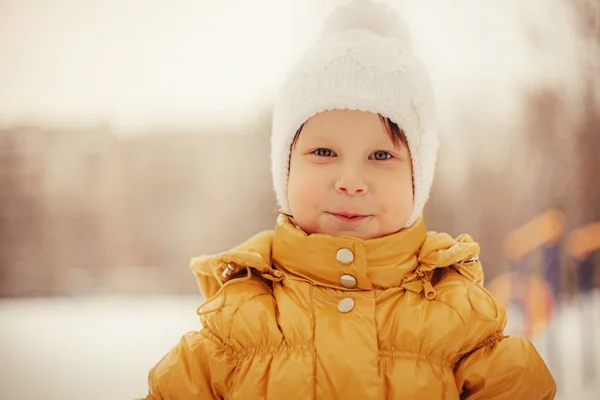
left=301, top=109, right=389, bottom=140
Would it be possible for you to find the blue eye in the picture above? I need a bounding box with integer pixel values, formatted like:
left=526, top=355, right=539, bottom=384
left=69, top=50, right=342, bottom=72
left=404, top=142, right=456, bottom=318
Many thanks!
left=372, top=151, right=392, bottom=160
left=314, top=148, right=335, bottom=157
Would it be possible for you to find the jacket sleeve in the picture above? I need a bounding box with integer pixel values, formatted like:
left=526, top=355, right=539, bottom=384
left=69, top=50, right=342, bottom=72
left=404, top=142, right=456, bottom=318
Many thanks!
left=455, top=334, right=556, bottom=400
left=143, top=329, right=234, bottom=400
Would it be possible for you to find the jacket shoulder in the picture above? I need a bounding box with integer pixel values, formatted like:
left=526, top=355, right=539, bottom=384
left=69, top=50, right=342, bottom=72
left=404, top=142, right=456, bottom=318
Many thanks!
left=431, top=264, right=508, bottom=352
left=200, top=275, right=281, bottom=349
left=192, top=230, right=283, bottom=350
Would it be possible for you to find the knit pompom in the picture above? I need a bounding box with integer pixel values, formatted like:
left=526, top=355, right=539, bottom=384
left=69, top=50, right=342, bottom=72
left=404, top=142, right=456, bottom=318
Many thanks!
left=322, top=0, right=412, bottom=48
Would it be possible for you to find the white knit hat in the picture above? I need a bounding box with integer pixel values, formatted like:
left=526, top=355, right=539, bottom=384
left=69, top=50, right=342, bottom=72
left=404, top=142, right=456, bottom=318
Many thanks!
left=271, top=0, right=439, bottom=228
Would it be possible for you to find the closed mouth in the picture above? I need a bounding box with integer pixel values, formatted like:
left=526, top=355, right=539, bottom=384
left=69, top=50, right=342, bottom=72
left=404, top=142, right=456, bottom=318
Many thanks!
left=327, top=212, right=372, bottom=221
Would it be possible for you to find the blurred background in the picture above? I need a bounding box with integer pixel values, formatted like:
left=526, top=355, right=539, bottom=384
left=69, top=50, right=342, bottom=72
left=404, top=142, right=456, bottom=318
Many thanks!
left=0, top=0, right=598, bottom=398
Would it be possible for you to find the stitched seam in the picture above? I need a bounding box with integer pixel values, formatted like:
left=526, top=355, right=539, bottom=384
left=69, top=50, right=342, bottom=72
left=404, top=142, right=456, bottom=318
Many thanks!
left=280, top=275, right=351, bottom=291
left=431, top=269, right=499, bottom=326
left=200, top=329, right=240, bottom=359
left=204, top=329, right=312, bottom=356
left=429, top=297, right=466, bottom=325
left=232, top=343, right=314, bottom=361
left=232, top=292, right=272, bottom=311
left=450, top=330, right=505, bottom=367
left=405, top=291, right=465, bottom=325
left=379, top=348, right=454, bottom=368
left=227, top=292, right=272, bottom=338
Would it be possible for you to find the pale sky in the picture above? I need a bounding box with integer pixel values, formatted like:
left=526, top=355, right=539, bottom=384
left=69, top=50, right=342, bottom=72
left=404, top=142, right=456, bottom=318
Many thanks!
left=0, top=0, right=586, bottom=132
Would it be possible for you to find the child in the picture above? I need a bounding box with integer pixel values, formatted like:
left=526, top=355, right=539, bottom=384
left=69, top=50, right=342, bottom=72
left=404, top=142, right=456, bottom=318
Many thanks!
left=144, top=1, right=556, bottom=398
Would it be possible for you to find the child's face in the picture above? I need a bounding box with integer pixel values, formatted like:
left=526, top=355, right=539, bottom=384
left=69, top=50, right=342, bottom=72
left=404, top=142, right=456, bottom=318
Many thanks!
left=287, top=109, right=414, bottom=240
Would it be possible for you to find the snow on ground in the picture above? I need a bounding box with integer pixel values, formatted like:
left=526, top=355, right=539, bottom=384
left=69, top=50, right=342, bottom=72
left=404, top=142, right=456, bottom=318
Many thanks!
left=1, top=292, right=598, bottom=400
left=530, top=290, right=600, bottom=399
left=0, top=295, right=201, bottom=400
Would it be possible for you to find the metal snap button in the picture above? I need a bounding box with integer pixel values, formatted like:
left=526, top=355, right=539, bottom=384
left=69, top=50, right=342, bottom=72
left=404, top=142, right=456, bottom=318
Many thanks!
left=338, top=297, right=355, bottom=313
left=336, top=248, right=354, bottom=264
left=340, top=274, right=357, bottom=288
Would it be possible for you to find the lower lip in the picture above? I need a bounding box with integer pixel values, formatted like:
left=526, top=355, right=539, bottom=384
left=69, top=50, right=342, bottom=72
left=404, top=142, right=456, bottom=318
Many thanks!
left=329, top=213, right=371, bottom=222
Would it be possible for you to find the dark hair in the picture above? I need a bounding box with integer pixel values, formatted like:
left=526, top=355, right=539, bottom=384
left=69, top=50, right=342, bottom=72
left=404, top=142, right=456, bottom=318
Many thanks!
left=291, top=114, right=409, bottom=149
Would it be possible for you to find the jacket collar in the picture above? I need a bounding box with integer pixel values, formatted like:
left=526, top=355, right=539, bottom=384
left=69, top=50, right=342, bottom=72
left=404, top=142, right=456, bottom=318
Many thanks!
left=272, top=214, right=427, bottom=290
left=191, top=214, right=482, bottom=310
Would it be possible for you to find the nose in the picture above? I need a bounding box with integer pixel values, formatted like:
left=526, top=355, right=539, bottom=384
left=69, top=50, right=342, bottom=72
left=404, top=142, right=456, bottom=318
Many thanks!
left=335, top=168, right=368, bottom=196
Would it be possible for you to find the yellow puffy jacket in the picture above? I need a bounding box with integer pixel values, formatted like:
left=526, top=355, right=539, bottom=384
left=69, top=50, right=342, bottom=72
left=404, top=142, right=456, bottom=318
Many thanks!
left=144, top=215, right=556, bottom=399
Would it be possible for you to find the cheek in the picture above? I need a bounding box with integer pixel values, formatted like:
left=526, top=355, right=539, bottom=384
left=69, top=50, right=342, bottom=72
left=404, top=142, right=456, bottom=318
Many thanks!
left=288, top=161, right=328, bottom=211
left=376, top=170, right=414, bottom=215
